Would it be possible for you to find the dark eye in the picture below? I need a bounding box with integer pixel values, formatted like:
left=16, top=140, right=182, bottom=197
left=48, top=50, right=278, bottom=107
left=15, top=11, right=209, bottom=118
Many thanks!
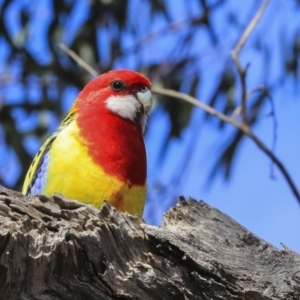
left=111, top=80, right=124, bottom=91
left=139, top=86, right=148, bottom=93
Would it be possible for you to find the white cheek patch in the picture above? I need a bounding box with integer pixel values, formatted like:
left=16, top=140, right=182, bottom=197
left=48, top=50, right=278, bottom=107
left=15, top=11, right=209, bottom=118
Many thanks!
left=106, top=95, right=148, bottom=133
left=106, top=95, right=138, bottom=122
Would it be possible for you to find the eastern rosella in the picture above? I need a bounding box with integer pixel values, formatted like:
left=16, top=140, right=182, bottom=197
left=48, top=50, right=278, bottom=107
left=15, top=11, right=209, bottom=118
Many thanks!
left=22, top=69, right=153, bottom=216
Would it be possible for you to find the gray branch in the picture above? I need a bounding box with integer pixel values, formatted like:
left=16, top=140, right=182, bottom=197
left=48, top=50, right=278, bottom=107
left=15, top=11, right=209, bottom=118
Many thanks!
left=0, top=186, right=299, bottom=300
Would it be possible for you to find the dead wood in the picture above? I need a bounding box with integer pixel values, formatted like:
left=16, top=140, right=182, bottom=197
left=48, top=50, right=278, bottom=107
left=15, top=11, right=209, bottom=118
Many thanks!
left=0, top=186, right=299, bottom=300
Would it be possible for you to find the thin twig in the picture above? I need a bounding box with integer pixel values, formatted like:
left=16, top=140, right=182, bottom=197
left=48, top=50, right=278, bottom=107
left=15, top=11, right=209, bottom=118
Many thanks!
left=265, top=91, right=278, bottom=179
left=280, top=242, right=292, bottom=252
left=233, top=86, right=279, bottom=179
left=246, top=85, right=267, bottom=101
left=231, top=0, right=270, bottom=124
left=59, top=43, right=98, bottom=78
left=231, top=85, right=266, bottom=119
left=152, top=87, right=244, bottom=130
left=232, top=0, right=270, bottom=61
left=231, top=0, right=280, bottom=182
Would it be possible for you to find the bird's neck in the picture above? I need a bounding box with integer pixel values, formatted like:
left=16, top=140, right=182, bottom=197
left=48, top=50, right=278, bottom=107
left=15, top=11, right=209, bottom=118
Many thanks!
left=76, top=106, right=147, bottom=186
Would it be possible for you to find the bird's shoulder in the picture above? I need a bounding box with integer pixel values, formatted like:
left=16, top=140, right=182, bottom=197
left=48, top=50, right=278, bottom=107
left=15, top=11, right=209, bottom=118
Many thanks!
left=22, top=110, right=76, bottom=195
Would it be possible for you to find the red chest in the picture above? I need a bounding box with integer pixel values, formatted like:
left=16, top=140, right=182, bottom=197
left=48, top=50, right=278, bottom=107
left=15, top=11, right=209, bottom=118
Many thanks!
left=76, top=106, right=147, bottom=186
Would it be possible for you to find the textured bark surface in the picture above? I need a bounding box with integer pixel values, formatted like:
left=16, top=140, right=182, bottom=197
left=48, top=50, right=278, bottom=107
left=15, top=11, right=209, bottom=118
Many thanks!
left=0, top=186, right=299, bottom=300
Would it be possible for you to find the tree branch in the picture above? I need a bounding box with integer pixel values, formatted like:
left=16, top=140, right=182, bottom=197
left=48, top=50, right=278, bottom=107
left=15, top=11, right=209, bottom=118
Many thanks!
left=0, top=186, right=299, bottom=299
left=152, top=86, right=246, bottom=131
left=59, top=43, right=98, bottom=78
left=231, top=0, right=270, bottom=124
left=152, top=86, right=300, bottom=205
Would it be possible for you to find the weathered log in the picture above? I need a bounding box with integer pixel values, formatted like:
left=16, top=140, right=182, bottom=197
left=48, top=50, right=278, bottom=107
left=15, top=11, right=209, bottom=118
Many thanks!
left=0, top=186, right=299, bottom=300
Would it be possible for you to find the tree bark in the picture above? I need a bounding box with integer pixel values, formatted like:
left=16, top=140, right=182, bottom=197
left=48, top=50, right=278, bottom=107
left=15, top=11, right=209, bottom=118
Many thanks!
left=0, top=186, right=299, bottom=300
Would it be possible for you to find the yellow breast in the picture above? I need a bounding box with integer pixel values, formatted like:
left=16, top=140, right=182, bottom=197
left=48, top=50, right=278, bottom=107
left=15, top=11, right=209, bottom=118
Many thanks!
left=43, top=122, right=146, bottom=216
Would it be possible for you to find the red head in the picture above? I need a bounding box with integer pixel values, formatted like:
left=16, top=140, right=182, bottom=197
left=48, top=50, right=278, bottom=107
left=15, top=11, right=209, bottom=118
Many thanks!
left=75, top=69, right=152, bottom=131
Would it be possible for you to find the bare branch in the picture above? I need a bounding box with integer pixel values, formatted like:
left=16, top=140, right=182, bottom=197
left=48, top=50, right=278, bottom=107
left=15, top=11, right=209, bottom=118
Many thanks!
left=232, top=0, right=270, bottom=61
left=233, top=86, right=278, bottom=179
left=59, top=43, right=98, bottom=78
left=265, top=92, right=278, bottom=179
left=231, top=85, right=266, bottom=119
left=152, top=86, right=300, bottom=205
left=231, top=0, right=270, bottom=124
left=152, top=87, right=245, bottom=131
left=230, top=0, right=280, bottom=182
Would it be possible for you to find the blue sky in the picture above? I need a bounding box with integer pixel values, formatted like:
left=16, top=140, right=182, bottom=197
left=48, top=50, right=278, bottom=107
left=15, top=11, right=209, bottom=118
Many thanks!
left=1, top=0, right=300, bottom=253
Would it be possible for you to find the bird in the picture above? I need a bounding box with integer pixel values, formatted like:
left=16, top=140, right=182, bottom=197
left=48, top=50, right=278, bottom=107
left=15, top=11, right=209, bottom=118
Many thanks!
left=22, top=69, right=153, bottom=216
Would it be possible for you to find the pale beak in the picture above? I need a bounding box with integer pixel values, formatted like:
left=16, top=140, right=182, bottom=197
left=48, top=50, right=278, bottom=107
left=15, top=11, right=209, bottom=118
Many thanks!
left=136, top=88, right=153, bottom=114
